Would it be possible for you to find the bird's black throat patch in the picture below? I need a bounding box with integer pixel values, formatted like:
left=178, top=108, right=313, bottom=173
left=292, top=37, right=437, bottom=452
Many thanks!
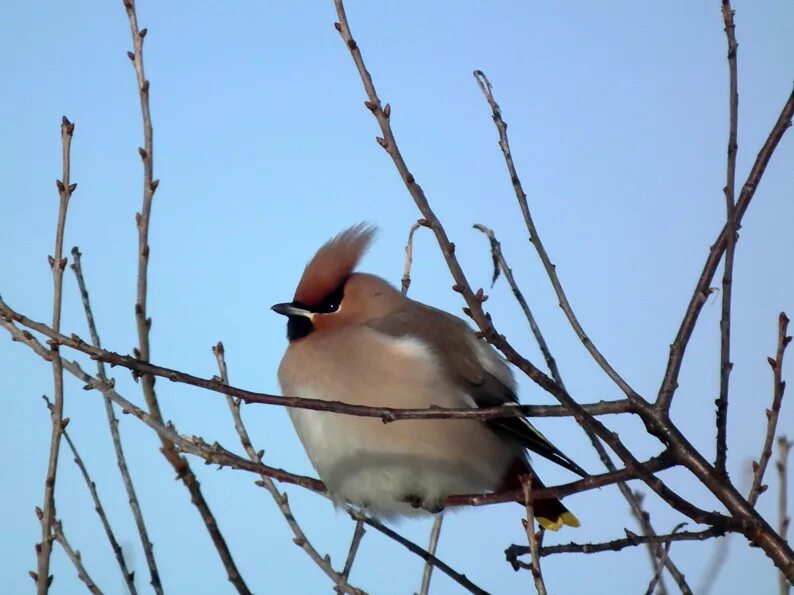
left=286, top=315, right=314, bottom=342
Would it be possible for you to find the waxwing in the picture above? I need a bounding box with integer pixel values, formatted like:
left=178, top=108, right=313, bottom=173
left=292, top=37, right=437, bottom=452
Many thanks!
left=272, top=223, right=585, bottom=529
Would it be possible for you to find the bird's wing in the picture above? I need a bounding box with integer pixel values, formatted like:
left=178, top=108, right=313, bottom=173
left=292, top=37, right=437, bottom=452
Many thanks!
left=366, top=305, right=587, bottom=477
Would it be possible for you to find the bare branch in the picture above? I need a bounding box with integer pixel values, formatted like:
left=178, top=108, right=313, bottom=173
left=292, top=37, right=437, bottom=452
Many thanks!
left=472, top=70, right=641, bottom=403
left=331, top=0, right=723, bottom=535
left=778, top=436, right=792, bottom=595
left=42, top=397, right=136, bottom=594
left=338, top=521, right=366, bottom=593
left=473, top=224, right=563, bottom=386
left=522, top=478, right=548, bottom=595
left=715, top=0, right=740, bottom=480
left=36, top=115, right=76, bottom=594
left=212, top=343, right=365, bottom=595
left=52, top=520, right=103, bottom=595
left=749, top=313, right=791, bottom=506
left=70, top=247, right=159, bottom=593
left=401, top=221, right=424, bottom=295
left=418, top=515, right=444, bottom=595
left=645, top=524, right=688, bottom=595
left=507, top=526, right=726, bottom=562
left=473, top=223, right=690, bottom=593
left=353, top=512, right=489, bottom=595
left=0, top=298, right=634, bottom=422
left=657, top=86, right=794, bottom=412
left=121, top=3, right=250, bottom=591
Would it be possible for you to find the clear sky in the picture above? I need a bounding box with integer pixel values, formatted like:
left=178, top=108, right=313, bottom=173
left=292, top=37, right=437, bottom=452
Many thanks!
left=1, top=1, right=792, bottom=594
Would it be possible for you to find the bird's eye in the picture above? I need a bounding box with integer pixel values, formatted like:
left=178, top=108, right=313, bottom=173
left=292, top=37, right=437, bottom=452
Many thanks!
left=316, top=282, right=345, bottom=314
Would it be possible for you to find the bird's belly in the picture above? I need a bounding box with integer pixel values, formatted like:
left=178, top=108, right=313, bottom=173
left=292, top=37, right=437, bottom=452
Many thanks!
left=289, top=407, right=514, bottom=518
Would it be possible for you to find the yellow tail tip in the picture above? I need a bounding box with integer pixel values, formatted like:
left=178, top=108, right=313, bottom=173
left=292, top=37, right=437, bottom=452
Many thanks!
left=536, top=511, right=581, bottom=531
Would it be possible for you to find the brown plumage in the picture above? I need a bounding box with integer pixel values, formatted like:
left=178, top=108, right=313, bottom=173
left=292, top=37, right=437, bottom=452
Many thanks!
left=272, top=224, right=584, bottom=529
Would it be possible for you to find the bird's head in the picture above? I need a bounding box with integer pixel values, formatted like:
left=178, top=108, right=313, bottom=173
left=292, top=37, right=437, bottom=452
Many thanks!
left=272, top=224, right=402, bottom=341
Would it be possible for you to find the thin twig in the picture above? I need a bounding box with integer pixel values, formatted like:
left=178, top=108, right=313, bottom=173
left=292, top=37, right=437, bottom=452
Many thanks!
left=507, top=526, right=727, bottom=562
left=698, top=534, right=731, bottom=595
left=0, top=295, right=727, bottom=530
left=418, top=515, right=444, bottom=595
left=778, top=436, right=792, bottom=595
left=472, top=70, right=641, bottom=403
left=353, top=513, right=489, bottom=595
left=401, top=221, right=423, bottom=295
left=473, top=224, right=562, bottom=386
left=121, top=3, right=250, bottom=591
left=749, top=313, right=791, bottom=506
left=212, top=343, right=364, bottom=594
left=401, top=220, right=446, bottom=595
left=35, top=115, right=76, bottom=594
left=333, top=0, right=723, bottom=538
left=333, top=2, right=794, bottom=570
left=52, top=520, right=104, bottom=595
left=656, top=86, right=794, bottom=412
left=715, top=0, right=740, bottom=480
left=42, top=397, right=136, bottom=594
left=645, top=524, right=688, bottom=595
left=3, top=309, right=675, bottom=507
left=473, top=225, right=691, bottom=594
left=71, top=247, right=157, bottom=593
left=522, top=478, right=548, bottom=595
left=338, top=521, right=366, bottom=593
left=0, top=301, right=635, bottom=422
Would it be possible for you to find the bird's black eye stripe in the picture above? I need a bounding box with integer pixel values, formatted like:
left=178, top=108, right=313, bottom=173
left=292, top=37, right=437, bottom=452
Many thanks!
left=314, top=280, right=346, bottom=314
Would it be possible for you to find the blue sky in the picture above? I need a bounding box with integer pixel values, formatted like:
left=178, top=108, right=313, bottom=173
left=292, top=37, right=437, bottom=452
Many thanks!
left=1, top=1, right=792, bottom=593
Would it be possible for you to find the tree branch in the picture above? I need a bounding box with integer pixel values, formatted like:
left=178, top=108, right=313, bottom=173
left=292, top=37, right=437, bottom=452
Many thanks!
left=715, top=0, right=740, bottom=480
left=522, top=478, right=548, bottom=595
left=778, top=436, right=792, bottom=595
left=121, top=3, right=250, bottom=591
left=52, top=520, right=103, bottom=595
left=337, top=520, right=366, bottom=594
left=36, top=115, right=76, bottom=594
left=401, top=221, right=424, bottom=295
left=749, top=313, right=791, bottom=506
left=352, top=512, right=489, bottom=595
left=418, top=515, right=444, bottom=595
left=331, top=0, right=726, bottom=538
left=212, top=343, right=365, bottom=595
left=506, top=526, right=726, bottom=562
left=657, top=86, right=794, bottom=412
left=472, top=70, right=642, bottom=403
left=473, top=223, right=690, bottom=594
left=70, top=247, right=159, bottom=593
left=42, top=397, right=136, bottom=594
left=644, top=524, right=687, bottom=595
left=0, top=297, right=633, bottom=422
left=0, top=316, right=676, bottom=511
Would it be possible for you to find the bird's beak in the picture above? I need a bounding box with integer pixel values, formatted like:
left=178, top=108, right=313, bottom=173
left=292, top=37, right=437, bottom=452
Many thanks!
left=271, top=302, right=313, bottom=318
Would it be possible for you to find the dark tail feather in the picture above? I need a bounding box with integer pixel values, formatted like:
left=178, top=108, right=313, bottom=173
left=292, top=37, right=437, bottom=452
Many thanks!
left=501, top=458, right=581, bottom=531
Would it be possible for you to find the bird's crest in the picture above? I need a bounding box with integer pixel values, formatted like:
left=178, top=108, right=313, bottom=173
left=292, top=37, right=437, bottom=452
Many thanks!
left=294, top=223, right=377, bottom=306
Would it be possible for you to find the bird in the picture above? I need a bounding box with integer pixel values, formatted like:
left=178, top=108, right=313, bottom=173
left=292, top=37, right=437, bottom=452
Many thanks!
left=271, top=223, right=586, bottom=530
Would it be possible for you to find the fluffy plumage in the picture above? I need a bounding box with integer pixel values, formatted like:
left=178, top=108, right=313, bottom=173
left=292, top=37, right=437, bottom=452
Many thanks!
left=272, top=224, right=584, bottom=529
